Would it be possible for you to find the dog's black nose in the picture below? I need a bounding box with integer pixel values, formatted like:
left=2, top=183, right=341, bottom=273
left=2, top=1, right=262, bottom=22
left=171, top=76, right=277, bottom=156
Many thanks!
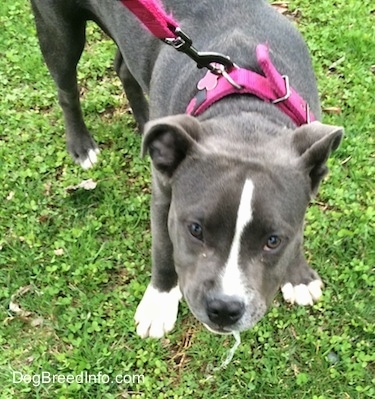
left=206, top=296, right=245, bottom=326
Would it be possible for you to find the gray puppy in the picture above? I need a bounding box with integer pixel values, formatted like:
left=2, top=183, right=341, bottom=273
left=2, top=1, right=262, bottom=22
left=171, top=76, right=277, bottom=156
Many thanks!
left=31, top=0, right=343, bottom=338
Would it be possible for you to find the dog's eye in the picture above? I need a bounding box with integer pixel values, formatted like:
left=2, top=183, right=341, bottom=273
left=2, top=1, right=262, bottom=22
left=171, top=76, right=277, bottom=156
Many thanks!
left=264, top=235, right=281, bottom=251
left=188, top=223, right=203, bottom=241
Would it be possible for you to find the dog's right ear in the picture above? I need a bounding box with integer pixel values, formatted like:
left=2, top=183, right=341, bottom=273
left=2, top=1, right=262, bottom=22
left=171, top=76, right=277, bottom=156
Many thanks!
left=142, top=114, right=202, bottom=177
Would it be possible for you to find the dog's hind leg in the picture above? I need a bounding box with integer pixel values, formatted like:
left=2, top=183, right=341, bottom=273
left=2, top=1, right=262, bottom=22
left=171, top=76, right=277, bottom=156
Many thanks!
left=31, top=1, right=99, bottom=169
left=114, top=50, right=149, bottom=133
left=280, top=250, right=323, bottom=306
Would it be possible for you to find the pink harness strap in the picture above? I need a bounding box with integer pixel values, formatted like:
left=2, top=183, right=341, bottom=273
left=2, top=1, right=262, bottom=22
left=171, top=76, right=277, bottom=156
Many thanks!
left=187, top=44, right=315, bottom=126
left=256, top=45, right=315, bottom=125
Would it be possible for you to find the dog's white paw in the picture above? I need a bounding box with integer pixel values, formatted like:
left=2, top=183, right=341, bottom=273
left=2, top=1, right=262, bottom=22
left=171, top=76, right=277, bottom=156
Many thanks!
left=134, top=284, right=182, bottom=338
left=281, top=280, right=323, bottom=306
left=80, top=148, right=100, bottom=169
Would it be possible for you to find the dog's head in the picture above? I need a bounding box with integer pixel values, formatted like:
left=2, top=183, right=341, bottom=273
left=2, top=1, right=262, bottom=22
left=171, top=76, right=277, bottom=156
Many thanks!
left=143, top=115, right=343, bottom=334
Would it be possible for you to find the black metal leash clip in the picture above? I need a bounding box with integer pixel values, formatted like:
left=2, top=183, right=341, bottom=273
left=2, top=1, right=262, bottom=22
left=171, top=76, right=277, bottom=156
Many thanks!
left=164, top=28, right=235, bottom=73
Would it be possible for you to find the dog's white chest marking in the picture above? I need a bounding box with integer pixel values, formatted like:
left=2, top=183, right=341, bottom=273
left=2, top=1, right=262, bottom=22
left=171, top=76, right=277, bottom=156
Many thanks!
left=221, top=178, right=254, bottom=297
left=134, top=284, right=182, bottom=338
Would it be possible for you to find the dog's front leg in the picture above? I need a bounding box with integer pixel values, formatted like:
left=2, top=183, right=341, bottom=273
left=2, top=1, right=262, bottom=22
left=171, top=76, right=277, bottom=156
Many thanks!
left=280, top=248, right=323, bottom=306
left=135, top=181, right=181, bottom=338
left=135, top=115, right=203, bottom=338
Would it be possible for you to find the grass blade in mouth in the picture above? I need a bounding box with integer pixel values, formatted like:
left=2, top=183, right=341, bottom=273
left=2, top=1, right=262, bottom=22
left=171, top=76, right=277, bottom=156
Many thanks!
left=214, top=331, right=242, bottom=371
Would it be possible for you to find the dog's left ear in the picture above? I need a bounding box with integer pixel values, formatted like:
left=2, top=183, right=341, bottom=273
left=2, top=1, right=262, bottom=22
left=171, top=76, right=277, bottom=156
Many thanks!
left=292, top=121, right=344, bottom=195
left=142, top=114, right=202, bottom=177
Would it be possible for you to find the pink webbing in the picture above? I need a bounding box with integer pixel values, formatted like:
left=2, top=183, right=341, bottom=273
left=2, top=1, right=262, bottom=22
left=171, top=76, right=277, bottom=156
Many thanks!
left=119, top=0, right=178, bottom=38
left=256, top=44, right=315, bottom=125
left=186, top=68, right=275, bottom=115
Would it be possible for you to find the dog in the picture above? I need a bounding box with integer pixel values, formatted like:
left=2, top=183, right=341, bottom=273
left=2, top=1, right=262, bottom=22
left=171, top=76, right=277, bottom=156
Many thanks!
left=31, top=0, right=343, bottom=338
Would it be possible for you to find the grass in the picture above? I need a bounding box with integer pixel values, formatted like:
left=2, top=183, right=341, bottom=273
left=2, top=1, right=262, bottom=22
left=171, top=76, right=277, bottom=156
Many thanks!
left=0, top=0, right=374, bottom=398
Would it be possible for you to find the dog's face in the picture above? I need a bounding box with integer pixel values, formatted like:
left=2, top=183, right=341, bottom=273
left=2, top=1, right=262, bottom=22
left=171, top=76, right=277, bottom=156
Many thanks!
left=143, top=115, right=342, bottom=333
left=168, top=157, right=309, bottom=333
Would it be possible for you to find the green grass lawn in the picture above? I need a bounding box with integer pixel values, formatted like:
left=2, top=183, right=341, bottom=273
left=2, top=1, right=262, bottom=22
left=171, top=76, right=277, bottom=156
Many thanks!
left=0, top=1, right=374, bottom=398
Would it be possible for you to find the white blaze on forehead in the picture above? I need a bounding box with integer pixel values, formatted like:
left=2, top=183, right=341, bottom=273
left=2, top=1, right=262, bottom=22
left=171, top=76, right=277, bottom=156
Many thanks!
left=221, top=178, right=254, bottom=297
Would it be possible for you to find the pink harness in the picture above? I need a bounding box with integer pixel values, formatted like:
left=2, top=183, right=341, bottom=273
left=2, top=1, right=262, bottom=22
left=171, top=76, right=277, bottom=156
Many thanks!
left=119, top=0, right=315, bottom=126
left=186, top=45, right=315, bottom=124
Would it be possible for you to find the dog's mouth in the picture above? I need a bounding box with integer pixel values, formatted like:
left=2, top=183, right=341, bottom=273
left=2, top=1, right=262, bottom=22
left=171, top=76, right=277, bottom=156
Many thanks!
left=203, top=323, right=234, bottom=335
